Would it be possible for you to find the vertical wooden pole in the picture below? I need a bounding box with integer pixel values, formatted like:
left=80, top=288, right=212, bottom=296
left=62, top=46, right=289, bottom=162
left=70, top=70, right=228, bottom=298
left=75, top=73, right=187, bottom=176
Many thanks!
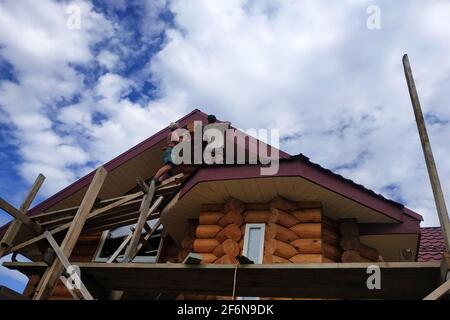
left=33, top=167, right=107, bottom=300
left=403, top=54, right=450, bottom=250
left=0, top=174, right=45, bottom=257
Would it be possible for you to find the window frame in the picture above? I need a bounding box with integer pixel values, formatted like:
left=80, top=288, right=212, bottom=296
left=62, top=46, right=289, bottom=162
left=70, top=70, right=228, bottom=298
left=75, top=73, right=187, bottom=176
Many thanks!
left=240, top=223, right=265, bottom=300
left=242, top=223, right=265, bottom=264
left=93, top=224, right=162, bottom=263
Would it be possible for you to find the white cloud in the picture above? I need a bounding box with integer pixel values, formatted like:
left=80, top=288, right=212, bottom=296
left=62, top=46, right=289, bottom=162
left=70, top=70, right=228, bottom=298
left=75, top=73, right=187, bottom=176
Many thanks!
left=97, top=50, right=119, bottom=71
left=146, top=0, right=450, bottom=226
left=0, top=0, right=114, bottom=195
left=1, top=0, right=450, bottom=228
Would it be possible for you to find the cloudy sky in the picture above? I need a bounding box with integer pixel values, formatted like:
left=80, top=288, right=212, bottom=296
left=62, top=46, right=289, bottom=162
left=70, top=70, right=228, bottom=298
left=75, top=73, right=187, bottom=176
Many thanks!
left=1, top=0, right=450, bottom=292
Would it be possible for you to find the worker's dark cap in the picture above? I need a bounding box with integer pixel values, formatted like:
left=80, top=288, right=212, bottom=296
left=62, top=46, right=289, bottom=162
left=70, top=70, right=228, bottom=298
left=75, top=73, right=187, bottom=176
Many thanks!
left=207, top=114, right=217, bottom=123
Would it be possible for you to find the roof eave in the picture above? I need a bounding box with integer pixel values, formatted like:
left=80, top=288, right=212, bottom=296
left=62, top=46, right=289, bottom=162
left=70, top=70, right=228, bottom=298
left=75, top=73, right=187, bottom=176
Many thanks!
left=179, top=160, right=422, bottom=223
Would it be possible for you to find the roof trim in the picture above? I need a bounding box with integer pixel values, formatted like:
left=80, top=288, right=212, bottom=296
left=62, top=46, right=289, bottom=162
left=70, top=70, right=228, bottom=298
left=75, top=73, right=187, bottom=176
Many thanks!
left=26, top=109, right=209, bottom=216
left=359, top=220, right=421, bottom=235
left=402, top=207, right=423, bottom=221
left=179, top=159, right=423, bottom=223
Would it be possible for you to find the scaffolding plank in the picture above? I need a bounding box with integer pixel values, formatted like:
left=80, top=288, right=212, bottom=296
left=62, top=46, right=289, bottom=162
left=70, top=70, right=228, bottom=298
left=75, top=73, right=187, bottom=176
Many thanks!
left=8, top=192, right=142, bottom=254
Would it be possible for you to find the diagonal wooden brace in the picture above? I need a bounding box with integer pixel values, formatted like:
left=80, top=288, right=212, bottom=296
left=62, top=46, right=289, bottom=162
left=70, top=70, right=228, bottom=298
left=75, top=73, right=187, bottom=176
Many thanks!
left=106, top=227, right=134, bottom=263
left=423, top=279, right=450, bottom=300
left=0, top=174, right=45, bottom=257
left=137, top=219, right=161, bottom=253
left=423, top=252, right=450, bottom=300
left=43, top=231, right=94, bottom=300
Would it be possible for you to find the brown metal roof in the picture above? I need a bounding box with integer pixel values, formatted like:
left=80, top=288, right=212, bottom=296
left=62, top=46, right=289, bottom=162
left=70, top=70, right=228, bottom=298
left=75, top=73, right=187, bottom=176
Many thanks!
left=418, top=227, right=445, bottom=262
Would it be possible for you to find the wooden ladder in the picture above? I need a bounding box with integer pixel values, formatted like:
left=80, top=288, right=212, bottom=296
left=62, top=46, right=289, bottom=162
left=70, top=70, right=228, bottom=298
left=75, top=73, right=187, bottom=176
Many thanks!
left=105, top=175, right=184, bottom=300
left=106, top=174, right=184, bottom=264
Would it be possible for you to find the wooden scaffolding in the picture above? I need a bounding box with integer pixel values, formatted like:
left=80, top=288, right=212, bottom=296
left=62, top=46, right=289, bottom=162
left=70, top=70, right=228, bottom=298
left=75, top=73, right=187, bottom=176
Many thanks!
left=0, top=166, right=186, bottom=300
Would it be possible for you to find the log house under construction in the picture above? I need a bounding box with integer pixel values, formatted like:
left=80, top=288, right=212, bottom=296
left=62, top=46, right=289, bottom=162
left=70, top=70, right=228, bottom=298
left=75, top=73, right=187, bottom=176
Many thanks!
left=0, top=109, right=449, bottom=300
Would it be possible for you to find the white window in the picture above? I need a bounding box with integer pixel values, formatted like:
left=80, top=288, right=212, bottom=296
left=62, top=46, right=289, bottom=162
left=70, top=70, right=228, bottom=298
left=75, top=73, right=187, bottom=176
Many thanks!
left=241, top=223, right=265, bottom=300
left=242, top=223, right=265, bottom=264
left=93, top=220, right=162, bottom=263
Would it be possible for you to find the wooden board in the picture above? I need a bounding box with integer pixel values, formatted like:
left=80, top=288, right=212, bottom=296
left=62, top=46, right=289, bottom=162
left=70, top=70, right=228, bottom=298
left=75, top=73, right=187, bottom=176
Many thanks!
left=33, top=166, right=107, bottom=300
left=4, top=261, right=440, bottom=300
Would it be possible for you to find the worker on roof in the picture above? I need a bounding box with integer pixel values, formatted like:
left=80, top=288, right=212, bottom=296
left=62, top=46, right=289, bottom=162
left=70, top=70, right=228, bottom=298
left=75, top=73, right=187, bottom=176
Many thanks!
left=151, top=122, right=182, bottom=186
left=203, top=114, right=231, bottom=164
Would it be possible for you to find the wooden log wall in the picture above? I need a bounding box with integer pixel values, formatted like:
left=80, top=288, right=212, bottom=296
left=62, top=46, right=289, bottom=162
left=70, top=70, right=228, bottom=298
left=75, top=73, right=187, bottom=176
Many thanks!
left=338, top=219, right=380, bottom=263
left=178, top=197, right=346, bottom=300
left=186, top=197, right=347, bottom=267
left=189, top=198, right=245, bottom=265
left=263, top=198, right=341, bottom=264
left=179, top=200, right=382, bottom=301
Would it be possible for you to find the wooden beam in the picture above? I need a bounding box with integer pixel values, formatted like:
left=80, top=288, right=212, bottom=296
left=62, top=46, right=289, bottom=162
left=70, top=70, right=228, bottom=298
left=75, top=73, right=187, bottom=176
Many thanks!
left=30, top=193, right=142, bottom=222
left=33, top=192, right=143, bottom=223
left=122, top=180, right=158, bottom=263
left=30, top=206, right=79, bottom=221
left=86, top=210, right=142, bottom=231
left=136, top=219, right=161, bottom=253
left=106, top=227, right=134, bottom=263
left=43, top=231, right=94, bottom=300
left=29, top=174, right=178, bottom=223
left=403, top=54, right=450, bottom=250
left=8, top=223, right=70, bottom=254
left=423, top=278, right=450, bottom=300
left=8, top=191, right=141, bottom=254
left=33, top=166, right=107, bottom=300
left=84, top=213, right=160, bottom=234
left=0, top=174, right=45, bottom=257
left=423, top=251, right=450, bottom=300
left=158, top=173, right=185, bottom=187
left=37, top=196, right=143, bottom=228
left=89, top=192, right=142, bottom=217
left=440, top=252, right=450, bottom=282
left=155, top=183, right=182, bottom=195
left=0, top=220, right=23, bottom=258
left=20, top=174, right=46, bottom=212
left=0, top=199, right=42, bottom=234
left=155, top=230, right=167, bottom=263
left=86, top=210, right=141, bottom=230
left=39, top=216, right=74, bottom=229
